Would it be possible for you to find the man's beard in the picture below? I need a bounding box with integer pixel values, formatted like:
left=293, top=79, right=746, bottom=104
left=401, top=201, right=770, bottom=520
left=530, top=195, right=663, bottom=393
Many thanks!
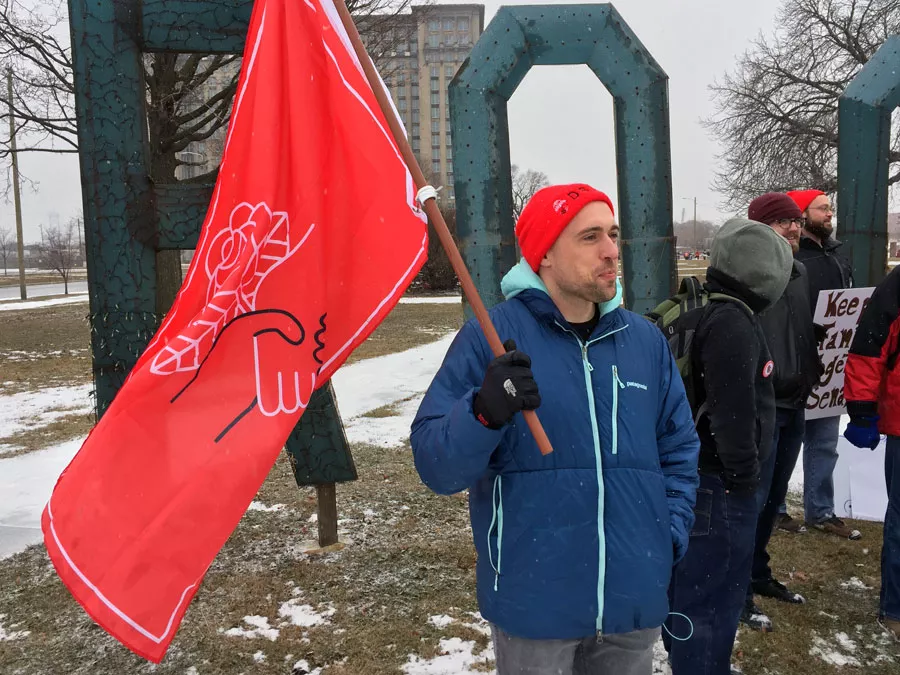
left=566, top=277, right=617, bottom=304
left=805, top=222, right=833, bottom=240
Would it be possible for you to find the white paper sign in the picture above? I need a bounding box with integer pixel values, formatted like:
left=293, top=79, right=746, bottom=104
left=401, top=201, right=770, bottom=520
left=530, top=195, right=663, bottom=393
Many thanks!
left=789, top=416, right=888, bottom=522
left=805, top=287, right=876, bottom=420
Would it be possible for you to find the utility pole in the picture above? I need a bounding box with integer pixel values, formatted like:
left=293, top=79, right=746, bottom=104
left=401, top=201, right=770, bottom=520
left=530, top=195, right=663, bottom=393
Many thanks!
left=692, top=197, right=698, bottom=250
left=7, top=68, right=25, bottom=300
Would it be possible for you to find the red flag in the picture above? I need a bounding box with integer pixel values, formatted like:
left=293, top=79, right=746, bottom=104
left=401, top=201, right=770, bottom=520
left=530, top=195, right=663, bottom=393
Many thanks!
left=41, top=0, right=426, bottom=662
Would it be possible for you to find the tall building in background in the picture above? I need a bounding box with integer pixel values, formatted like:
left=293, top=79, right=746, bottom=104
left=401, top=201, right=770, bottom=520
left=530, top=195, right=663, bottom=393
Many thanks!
left=368, top=4, right=485, bottom=208
left=178, top=4, right=485, bottom=211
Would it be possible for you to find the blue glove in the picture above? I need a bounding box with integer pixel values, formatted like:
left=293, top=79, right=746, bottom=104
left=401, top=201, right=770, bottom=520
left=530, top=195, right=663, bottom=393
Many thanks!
left=844, top=416, right=881, bottom=450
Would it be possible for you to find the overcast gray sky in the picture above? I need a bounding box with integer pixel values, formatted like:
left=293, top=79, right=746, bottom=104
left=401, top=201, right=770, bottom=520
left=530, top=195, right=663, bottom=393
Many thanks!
left=0, top=0, right=860, bottom=243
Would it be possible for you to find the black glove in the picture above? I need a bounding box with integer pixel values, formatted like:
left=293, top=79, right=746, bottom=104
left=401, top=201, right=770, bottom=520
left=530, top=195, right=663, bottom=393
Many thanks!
left=472, top=339, right=541, bottom=429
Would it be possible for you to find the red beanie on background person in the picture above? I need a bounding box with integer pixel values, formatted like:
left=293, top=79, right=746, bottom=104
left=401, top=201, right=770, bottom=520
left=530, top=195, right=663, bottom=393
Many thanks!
left=786, top=189, right=826, bottom=214
left=515, top=184, right=615, bottom=272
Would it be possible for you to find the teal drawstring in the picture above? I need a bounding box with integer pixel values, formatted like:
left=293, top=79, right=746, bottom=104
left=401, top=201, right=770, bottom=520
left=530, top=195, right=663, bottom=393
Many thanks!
left=487, top=475, right=504, bottom=591
left=495, top=476, right=504, bottom=591
left=663, top=612, right=694, bottom=641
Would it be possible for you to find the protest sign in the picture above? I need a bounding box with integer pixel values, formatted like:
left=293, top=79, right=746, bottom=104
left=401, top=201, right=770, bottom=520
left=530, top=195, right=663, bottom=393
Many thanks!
left=805, top=287, right=875, bottom=420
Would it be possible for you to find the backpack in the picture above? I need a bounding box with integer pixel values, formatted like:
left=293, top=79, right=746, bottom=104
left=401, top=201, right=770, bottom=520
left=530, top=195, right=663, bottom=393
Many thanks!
left=645, top=276, right=753, bottom=419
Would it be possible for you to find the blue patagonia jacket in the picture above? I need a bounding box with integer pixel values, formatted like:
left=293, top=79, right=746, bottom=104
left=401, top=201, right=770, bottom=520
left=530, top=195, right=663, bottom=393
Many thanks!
left=410, top=260, right=700, bottom=640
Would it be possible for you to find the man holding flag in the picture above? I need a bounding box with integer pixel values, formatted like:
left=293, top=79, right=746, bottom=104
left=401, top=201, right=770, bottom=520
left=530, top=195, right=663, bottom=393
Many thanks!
left=43, top=0, right=428, bottom=662
left=411, top=185, right=701, bottom=674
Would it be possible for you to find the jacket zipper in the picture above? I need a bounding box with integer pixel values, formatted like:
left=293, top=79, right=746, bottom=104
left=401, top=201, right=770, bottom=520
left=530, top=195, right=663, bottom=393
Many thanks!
left=488, top=475, right=503, bottom=591
left=554, top=321, right=627, bottom=634
left=612, top=365, right=625, bottom=455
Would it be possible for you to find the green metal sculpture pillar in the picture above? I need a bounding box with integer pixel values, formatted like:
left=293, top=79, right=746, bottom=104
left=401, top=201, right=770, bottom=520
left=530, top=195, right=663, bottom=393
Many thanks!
left=837, top=36, right=900, bottom=287
left=69, top=0, right=159, bottom=414
left=450, top=4, right=675, bottom=313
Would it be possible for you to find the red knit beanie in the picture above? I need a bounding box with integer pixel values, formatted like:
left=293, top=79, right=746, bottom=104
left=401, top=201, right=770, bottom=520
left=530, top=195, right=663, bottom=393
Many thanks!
left=515, top=184, right=615, bottom=272
left=786, top=189, right=826, bottom=214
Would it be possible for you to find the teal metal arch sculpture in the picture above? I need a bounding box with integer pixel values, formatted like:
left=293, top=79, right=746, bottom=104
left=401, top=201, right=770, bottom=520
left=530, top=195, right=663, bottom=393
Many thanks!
left=449, top=4, right=675, bottom=313
left=68, top=0, right=355, bottom=486
left=838, top=35, right=900, bottom=286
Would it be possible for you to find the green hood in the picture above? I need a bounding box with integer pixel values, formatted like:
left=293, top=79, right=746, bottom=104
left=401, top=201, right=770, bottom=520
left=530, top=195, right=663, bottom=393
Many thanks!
left=500, top=258, right=623, bottom=317
left=711, top=217, right=793, bottom=307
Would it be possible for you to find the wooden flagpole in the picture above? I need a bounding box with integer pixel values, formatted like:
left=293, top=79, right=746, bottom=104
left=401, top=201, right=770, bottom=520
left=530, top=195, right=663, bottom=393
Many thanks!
left=334, top=0, right=553, bottom=456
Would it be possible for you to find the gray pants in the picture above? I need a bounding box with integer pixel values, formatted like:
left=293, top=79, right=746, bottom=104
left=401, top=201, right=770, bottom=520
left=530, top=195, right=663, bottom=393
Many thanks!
left=490, top=624, right=660, bottom=675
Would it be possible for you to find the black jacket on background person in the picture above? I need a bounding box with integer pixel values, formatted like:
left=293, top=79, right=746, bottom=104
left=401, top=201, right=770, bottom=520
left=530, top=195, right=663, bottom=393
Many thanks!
left=692, top=268, right=778, bottom=494
left=795, top=236, right=853, bottom=307
left=758, top=260, right=823, bottom=410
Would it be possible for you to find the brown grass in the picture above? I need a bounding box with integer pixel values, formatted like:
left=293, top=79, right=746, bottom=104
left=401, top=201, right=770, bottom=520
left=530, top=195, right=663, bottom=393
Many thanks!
left=732, top=496, right=896, bottom=673
left=0, top=412, right=95, bottom=458
left=346, top=302, right=463, bottom=364
left=0, top=303, right=92, bottom=394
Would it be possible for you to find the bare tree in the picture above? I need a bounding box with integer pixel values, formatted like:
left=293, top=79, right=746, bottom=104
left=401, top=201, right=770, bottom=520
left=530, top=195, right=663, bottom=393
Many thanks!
left=41, top=219, right=76, bottom=294
left=0, top=225, right=12, bottom=274
left=417, top=205, right=458, bottom=292
left=0, top=0, right=241, bottom=183
left=674, top=219, right=719, bottom=251
left=706, top=0, right=900, bottom=208
left=0, top=0, right=424, bottom=183
left=511, top=164, right=550, bottom=222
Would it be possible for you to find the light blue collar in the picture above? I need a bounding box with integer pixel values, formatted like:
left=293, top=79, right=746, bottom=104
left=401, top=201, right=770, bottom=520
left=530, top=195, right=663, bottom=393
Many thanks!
left=500, top=258, right=623, bottom=317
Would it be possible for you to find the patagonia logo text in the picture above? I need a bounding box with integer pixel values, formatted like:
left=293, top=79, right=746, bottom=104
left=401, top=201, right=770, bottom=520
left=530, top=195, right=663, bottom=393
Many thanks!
left=626, top=381, right=647, bottom=391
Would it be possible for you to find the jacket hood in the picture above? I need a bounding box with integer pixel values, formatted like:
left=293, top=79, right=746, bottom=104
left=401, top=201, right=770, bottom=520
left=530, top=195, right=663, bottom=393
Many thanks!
left=710, top=217, right=793, bottom=308
left=500, top=258, right=623, bottom=318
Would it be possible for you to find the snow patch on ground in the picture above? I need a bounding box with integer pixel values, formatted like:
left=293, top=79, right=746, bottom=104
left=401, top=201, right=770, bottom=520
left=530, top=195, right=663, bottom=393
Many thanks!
left=0, top=384, right=93, bottom=440
left=343, top=396, right=425, bottom=448
left=841, top=576, right=872, bottom=591
left=428, top=614, right=455, bottom=629
left=835, top=631, right=859, bottom=652
left=0, top=294, right=88, bottom=312
left=246, top=501, right=286, bottom=513
left=221, top=615, right=280, bottom=641
left=0, top=614, right=30, bottom=641
left=331, top=334, right=453, bottom=437
left=0, top=348, right=87, bottom=361
left=0, top=437, right=83, bottom=559
left=403, top=637, right=495, bottom=675
left=252, top=650, right=266, bottom=663
left=278, top=599, right=335, bottom=627
left=810, top=632, right=861, bottom=666
left=808, top=627, right=895, bottom=668
left=291, top=659, right=323, bottom=675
